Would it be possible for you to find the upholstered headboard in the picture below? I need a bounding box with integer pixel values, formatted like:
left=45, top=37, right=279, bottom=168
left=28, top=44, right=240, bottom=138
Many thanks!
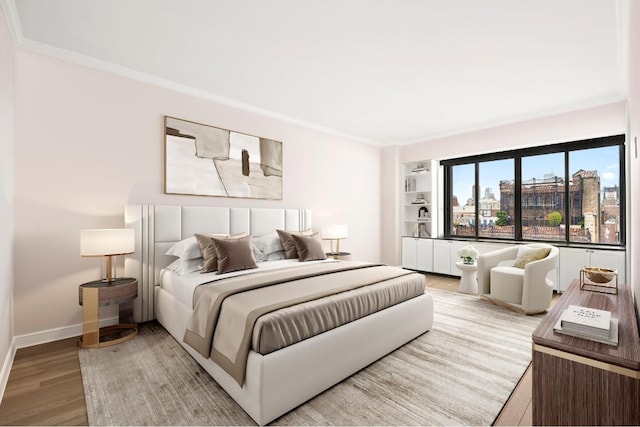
left=124, top=205, right=312, bottom=322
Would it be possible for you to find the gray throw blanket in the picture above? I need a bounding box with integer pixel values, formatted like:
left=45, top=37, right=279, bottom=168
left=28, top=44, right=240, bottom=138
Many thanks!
left=183, top=261, right=416, bottom=385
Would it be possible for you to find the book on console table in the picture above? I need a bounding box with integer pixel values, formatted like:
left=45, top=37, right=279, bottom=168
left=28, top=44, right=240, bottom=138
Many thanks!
left=554, top=305, right=618, bottom=346
left=561, top=305, right=610, bottom=336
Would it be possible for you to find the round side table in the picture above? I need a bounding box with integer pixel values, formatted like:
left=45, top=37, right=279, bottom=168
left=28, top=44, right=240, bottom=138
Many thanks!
left=455, top=261, right=478, bottom=294
left=326, top=252, right=352, bottom=261
left=78, top=277, right=138, bottom=348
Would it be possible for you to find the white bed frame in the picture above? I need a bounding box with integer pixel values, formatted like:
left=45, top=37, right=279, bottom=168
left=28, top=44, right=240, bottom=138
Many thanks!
left=124, top=205, right=434, bottom=425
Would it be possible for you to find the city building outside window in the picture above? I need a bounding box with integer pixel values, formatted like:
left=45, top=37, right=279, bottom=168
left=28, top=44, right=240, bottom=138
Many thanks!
left=442, top=135, right=624, bottom=246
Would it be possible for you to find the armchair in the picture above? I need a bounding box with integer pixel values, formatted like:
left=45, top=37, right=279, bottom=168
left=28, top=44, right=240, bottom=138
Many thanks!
left=477, top=243, right=559, bottom=315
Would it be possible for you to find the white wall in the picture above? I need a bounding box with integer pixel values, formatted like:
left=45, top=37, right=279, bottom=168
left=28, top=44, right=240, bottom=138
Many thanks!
left=401, top=102, right=626, bottom=162
left=13, top=49, right=381, bottom=337
left=380, top=146, right=401, bottom=265
left=0, top=3, right=15, bottom=395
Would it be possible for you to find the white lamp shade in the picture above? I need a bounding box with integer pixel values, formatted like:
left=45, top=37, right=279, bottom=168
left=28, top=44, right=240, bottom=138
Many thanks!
left=81, top=229, right=135, bottom=256
left=321, top=224, right=348, bottom=240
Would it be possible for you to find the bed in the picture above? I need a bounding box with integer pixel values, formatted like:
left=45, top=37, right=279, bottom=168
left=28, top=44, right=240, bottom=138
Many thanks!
left=124, top=205, right=434, bottom=425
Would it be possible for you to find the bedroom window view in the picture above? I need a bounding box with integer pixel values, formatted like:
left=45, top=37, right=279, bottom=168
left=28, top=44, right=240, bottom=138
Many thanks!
left=444, top=136, right=624, bottom=246
left=450, top=163, right=475, bottom=236
left=521, top=153, right=565, bottom=241
left=569, top=146, right=621, bottom=244
left=479, top=159, right=515, bottom=239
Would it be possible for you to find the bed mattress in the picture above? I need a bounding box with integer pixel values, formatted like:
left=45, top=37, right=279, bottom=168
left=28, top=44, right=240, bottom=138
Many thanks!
left=159, top=260, right=426, bottom=356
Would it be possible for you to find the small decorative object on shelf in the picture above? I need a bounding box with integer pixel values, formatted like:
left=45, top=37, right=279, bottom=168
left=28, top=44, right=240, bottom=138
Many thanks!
left=411, top=193, right=427, bottom=205
left=412, top=223, right=430, bottom=237
left=458, top=244, right=479, bottom=265
left=418, top=206, right=429, bottom=219
left=580, top=267, right=618, bottom=294
left=404, top=178, right=417, bottom=192
left=410, top=164, right=427, bottom=173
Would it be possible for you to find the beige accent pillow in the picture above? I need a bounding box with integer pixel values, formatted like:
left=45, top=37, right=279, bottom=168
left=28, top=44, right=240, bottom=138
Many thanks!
left=195, top=232, right=248, bottom=273
left=211, top=235, right=258, bottom=274
left=513, top=246, right=551, bottom=269
left=276, top=229, right=314, bottom=259
left=291, top=233, right=327, bottom=262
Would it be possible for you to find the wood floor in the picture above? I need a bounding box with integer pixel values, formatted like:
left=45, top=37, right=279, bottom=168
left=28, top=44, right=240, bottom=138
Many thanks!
left=0, top=337, right=87, bottom=425
left=0, top=273, right=545, bottom=426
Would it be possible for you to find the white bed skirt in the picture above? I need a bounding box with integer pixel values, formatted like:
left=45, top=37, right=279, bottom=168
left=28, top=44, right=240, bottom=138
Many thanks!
left=155, top=286, right=434, bottom=425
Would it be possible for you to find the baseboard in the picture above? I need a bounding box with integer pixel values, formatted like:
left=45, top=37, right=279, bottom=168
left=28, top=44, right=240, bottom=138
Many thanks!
left=0, top=316, right=119, bottom=402
left=0, top=337, right=17, bottom=404
left=14, top=316, right=119, bottom=349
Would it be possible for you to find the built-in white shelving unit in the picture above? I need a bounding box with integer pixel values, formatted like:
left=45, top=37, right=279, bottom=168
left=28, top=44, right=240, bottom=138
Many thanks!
left=401, top=159, right=438, bottom=272
left=402, top=159, right=438, bottom=238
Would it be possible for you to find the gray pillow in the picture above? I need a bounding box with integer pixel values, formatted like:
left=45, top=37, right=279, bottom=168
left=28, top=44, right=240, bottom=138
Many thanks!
left=276, top=229, right=313, bottom=259
left=211, top=235, right=258, bottom=274
left=291, top=233, right=327, bottom=262
left=195, top=232, right=248, bottom=273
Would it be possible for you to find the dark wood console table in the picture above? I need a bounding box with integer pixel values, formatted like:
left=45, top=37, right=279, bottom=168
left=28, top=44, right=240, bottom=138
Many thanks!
left=531, top=279, right=640, bottom=425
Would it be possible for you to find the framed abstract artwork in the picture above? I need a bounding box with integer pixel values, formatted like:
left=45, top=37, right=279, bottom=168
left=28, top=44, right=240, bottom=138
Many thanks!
left=164, top=116, right=283, bottom=200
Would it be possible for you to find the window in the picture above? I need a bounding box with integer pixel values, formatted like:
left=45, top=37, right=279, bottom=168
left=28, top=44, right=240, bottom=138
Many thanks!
left=450, top=164, right=475, bottom=237
left=479, top=159, right=514, bottom=239
left=521, top=153, right=565, bottom=241
left=442, top=135, right=625, bottom=246
left=569, top=146, right=622, bottom=244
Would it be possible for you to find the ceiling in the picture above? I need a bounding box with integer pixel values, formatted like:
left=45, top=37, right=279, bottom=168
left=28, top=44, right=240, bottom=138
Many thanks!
left=3, top=0, right=627, bottom=146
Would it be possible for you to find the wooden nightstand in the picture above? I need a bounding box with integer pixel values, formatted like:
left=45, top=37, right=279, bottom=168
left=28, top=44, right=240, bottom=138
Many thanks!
left=78, top=277, right=138, bottom=348
left=326, top=252, right=352, bottom=261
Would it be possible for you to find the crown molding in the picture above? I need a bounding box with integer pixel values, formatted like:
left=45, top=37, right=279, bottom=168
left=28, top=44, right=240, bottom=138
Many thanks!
left=0, top=0, right=23, bottom=45
left=6, top=30, right=628, bottom=150
left=398, top=97, right=628, bottom=147
left=2, top=0, right=380, bottom=148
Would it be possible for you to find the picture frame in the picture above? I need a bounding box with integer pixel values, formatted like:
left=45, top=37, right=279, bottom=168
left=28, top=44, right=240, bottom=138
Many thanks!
left=164, top=116, right=283, bottom=200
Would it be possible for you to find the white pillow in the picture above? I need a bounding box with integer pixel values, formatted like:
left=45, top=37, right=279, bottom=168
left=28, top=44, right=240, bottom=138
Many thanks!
left=165, top=258, right=203, bottom=275
left=253, top=232, right=284, bottom=256
left=252, top=243, right=267, bottom=262
left=165, top=236, right=201, bottom=260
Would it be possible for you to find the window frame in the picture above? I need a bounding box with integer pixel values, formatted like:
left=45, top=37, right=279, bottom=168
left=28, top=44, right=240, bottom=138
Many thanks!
left=441, top=134, right=625, bottom=247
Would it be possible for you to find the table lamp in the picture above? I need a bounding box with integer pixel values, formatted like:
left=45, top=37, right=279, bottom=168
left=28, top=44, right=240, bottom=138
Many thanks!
left=81, top=229, right=135, bottom=283
left=321, top=224, right=348, bottom=259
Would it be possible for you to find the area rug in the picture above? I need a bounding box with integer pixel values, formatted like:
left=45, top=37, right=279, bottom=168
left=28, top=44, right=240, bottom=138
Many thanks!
left=78, top=289, right=543, bottom=426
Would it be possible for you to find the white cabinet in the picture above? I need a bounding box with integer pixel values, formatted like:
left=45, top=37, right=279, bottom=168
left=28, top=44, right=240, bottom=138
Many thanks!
left=402, top=160, right=438, bottom=238
left=401, top=237, right=433, bottom=271
left=432, top=240, right=468, bottom=276
left=432, top=240, right=517, bottom=277
left=558, top=247, right=626, bottom=292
